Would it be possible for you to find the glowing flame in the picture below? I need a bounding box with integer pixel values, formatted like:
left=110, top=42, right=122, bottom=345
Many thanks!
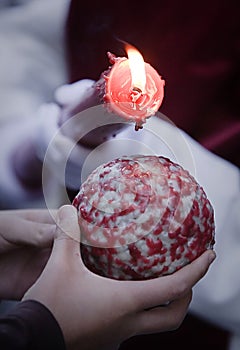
left=126, top=45, right=146, bottom=94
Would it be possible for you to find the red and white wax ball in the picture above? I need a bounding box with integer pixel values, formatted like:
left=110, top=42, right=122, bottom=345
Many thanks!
left=73, top=155, right=215, bottom=280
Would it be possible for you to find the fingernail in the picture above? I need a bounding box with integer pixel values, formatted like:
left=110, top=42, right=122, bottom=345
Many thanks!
left=57, top=205, right=77, bottom=221
left=56, top=205, right=80, bottom=242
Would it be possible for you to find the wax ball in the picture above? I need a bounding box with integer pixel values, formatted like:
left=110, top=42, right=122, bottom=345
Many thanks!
left=73, top=155, right=215, bottom=280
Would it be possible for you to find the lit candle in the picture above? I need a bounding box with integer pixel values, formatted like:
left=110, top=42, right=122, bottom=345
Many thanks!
left=99, top=44, right=165, bottom=130
left=59, top=44, right=165, bottom=146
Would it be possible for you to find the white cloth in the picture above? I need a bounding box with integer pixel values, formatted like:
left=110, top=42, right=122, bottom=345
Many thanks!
left=0, top=0, right=69, bottom=207
left=0, top=0, right=69, bottom=124
left=229, top=334, right=240, bottom=350
left=0, top=2, right=239, bottom=349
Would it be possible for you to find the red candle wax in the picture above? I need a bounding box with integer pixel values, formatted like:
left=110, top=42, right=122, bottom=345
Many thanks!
left=102, top=51, right=165, bottom=130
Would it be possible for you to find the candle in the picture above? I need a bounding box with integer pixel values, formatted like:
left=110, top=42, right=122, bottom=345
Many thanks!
left=59, top=44, right=165, bottom=146
left=100, top=45, right=165, bottom=131
left=11, top=45, right=165, bottom=191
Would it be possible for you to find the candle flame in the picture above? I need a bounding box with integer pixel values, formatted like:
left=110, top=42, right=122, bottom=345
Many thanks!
left=126, top=45, right=146, bottom=94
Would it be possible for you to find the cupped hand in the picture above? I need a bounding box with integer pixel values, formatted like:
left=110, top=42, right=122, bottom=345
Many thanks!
left=0, top=209, right=57, bottom=300
left=23, top=205, right=216, bottom=350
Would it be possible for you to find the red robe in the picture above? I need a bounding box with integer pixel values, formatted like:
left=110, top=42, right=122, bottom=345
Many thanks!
left=0, top=300, right=65, bottom=350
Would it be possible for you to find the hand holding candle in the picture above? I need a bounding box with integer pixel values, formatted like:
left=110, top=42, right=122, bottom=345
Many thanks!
left=59, top=44, right=165, bottom=146
left=8, top=44, right=165, bottom=194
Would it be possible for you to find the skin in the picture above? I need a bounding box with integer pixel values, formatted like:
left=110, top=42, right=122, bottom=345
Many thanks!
left=0, top=209, right=56, bottom=299
left=20, top=205, right=216, bottom=350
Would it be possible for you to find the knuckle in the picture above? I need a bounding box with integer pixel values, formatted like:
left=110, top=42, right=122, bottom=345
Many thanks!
left=35, top=225, right=54, bottom=246
left=35, top=229, right=46, bottom=245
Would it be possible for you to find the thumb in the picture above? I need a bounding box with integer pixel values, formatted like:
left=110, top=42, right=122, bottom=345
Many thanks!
left=51, top=205, right=82, bottom=266
left=22, top=205, right=82, bottom=302
left=55, top=205, right=80, bottom=242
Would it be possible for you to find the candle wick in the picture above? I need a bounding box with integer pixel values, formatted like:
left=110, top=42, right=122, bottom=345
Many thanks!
left=130, top=87, right=143, bottom=104
left=135, top=123, right=143, bottom=131
left=132, top=87, right=142, bottom=93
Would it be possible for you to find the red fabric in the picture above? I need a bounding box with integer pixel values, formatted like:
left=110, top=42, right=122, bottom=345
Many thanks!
left=65, top=0, right=240, bottom=167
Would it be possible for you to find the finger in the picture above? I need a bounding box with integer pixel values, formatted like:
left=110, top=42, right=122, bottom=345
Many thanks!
left=22, top=206, right=82, bottom=302
left=125, top=250, right=216, bottom=310
left=0, top=214, right=56, bottom=248
left=13, top=209, right=57, bottom=223
left=55, top=205, right=80, bottom=242
left=50, top=205, right=84, bottom=267
left=134, top=291, right=192, bottom=335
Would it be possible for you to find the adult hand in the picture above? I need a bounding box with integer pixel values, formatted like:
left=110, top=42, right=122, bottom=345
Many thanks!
left=0, top=209, right=56, bottom=300
left=24, top=205, right=216, bottom=350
